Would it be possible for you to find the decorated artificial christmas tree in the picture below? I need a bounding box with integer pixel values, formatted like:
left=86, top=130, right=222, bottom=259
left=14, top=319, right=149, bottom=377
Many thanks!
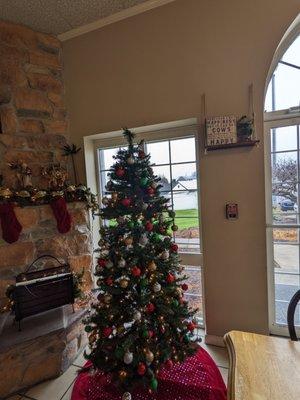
left=84, top=129, right=198, bottom=400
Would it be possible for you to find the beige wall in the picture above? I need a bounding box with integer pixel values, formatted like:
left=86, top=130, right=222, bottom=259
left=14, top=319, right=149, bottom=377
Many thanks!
left=63, top=0, right=300, bottom=337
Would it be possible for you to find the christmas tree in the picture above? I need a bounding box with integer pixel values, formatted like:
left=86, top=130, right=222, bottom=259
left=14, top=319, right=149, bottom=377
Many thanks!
left=84, top=129, right=198, bottom=399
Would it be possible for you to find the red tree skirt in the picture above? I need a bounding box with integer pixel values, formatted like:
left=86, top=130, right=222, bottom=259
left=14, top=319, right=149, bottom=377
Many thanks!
left=71, top=347, right=227, bottom=400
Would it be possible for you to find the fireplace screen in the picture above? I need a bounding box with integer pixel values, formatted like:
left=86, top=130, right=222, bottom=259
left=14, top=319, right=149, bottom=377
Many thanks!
left=12, top=255, right=74, bottom=330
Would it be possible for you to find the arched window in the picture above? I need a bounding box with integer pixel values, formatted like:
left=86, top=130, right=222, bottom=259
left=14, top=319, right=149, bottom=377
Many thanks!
left=265, top=26, right=300, bottom=336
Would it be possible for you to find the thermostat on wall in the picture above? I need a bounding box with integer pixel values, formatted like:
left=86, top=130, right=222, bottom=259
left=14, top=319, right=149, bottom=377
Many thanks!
left=226, top=203, right=238, bottom=220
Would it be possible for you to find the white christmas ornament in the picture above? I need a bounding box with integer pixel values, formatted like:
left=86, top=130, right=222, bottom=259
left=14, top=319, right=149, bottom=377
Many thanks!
left=118, top=258, right=126, bottom=268
left=139, top=234, right=148, bottom=246
left=122, top=393, right=132, bottom=400
left=142, top=202, right=148, bottom=210
left=106, top=260, right=113, bottom=269
left=153, top=282, right=161, bottom=293
left=127, top=156, right=135, bottom=165
left=161, top=250, right=169, bottom=260
left=133, top=310, right=142, bottom=321
left=124, top=351, right=133, bottom=364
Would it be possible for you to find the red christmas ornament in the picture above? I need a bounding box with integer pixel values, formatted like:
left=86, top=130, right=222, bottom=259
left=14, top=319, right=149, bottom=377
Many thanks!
left=102, top=326, right=113, bottom=337
left=148, top=330, right=154, bottom=338
left=170, top=243, right=178, bottom=252
left=166, top=273, right=175, bottom=283
left=106, top=276, right=113, bottom=286
left=98, top=258, right=107, bottom=267
left=121, top=198, right=131, bottom=207
left=131, top=266, right=141, bottom=277
left=137, top=362, right=146, bottom=375
left=165, top=359, right=174, bottom=370
left=181, top=283, right=188, bottom=291
left=116, top=167, right=125, bottom=177
left=145, top=221, right=153, bottom=231
left=147, top=187, right=155, bottom=195
left=146, top=303, right=155, bottom=313
left=187, top=321, right=196, bottom=332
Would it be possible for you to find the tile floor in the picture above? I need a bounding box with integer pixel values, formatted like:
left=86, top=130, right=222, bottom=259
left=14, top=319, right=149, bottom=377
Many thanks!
left=6, top=332, right=229, bottom=400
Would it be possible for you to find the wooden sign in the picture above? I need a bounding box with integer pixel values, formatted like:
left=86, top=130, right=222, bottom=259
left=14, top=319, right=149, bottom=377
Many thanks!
left=205, top=115, right=237, bottom=147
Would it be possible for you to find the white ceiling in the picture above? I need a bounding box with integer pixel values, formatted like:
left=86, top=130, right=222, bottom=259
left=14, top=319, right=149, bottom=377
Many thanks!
left=0, top=0, right=151, bottom=36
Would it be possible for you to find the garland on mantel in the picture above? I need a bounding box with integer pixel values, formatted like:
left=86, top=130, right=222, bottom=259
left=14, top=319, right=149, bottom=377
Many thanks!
left=0, top=183, right=98, bottom=213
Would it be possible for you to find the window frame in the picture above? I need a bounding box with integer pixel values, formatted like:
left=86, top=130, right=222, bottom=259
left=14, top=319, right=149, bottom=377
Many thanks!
left=265, top=112, right=300, bottom=336
left=87, top=118, right=205, bottom=326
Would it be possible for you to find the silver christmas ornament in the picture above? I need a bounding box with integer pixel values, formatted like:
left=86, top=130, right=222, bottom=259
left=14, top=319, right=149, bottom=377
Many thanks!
left=118, top=258, right=126, bottom=268
left=153, top=282, right=161, bottom=293
left=124, top=351, right=133, bottom=364
left=142, top=202, right=148, bottom=210
left=122, top=393, right=132, bottom=400
left=139, top=234, right=148, bottom=246
left=161, top=250, right=169, bottom=260
left=127, top=156, right=135, bottom=165
left=133, top=310, right=142, bottom=321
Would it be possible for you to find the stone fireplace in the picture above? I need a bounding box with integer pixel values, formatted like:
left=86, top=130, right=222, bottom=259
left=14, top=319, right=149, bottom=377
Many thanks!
left=0, top=20, right=93, bottom=398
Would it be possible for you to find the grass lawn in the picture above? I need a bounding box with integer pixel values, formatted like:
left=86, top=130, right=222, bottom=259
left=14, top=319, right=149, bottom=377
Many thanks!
left=175, top=209, right=199, bottom=230
left=108, top=209, right=199, bottom=230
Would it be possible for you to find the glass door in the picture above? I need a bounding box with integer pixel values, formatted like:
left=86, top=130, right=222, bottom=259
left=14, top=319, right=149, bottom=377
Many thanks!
left=265, top=118, right=300, bottom=335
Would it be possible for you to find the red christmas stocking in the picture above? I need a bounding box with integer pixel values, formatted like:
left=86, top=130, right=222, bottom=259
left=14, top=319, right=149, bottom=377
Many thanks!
left=50, top=197, right=72, bottom=234
left=0, top=203, right=22, bottom=243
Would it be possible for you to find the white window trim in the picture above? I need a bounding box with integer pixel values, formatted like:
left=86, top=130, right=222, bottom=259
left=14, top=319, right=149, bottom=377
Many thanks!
left=265, top=114, right=300, bottom=336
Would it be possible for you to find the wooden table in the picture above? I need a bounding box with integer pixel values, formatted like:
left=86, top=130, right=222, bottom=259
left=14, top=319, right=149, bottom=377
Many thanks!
left=224, top=330, right=300, bottom=400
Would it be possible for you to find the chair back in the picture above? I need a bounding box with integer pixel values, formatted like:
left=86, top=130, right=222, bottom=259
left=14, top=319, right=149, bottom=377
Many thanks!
left=287, top=289, right=300, bottom=341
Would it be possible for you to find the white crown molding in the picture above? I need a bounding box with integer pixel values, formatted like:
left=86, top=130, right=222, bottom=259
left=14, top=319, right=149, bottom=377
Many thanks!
left=58, top=0, right=176, bottom=42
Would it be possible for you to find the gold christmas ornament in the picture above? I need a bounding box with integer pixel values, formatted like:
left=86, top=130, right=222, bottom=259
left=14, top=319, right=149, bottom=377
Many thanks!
left=66, top=185, right=76, bottom=192
left=35, top=190, right=47, bottom=199
left=112, top=192, right=118, bottom=201
left=145, top=350, right=154, bottom=363
left=16, top=190, right=30, bottom=198
left=119, top=370, right=127, bottom=380
left=124, top=237, right=133, bottom=246
left=0, top=187, right=13, bottom=198
left=119, top=278, right=129, bottom=288
left=148, top=261, right=157, bottom=272
left=104, top=294, right=112, bottom=303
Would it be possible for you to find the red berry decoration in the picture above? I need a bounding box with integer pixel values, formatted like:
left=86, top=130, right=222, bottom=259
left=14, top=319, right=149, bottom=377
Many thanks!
left=170, top=243, right=178, bottom=252
left=102, top=326, right=113, bottom=337
left=137, top=362, right=146, bottom=375
left=106, top=276, right=113, bottom=286
left=181, top=283, right=188, bottom=291
left=98, top=258, right=107, bottom=267
left=187, top=321, right=196, bottom=332
left=165, top=359, right=173, bottom=370
left=146, top=303, right=155, bottom=313
left=116, top=167, right=125, bottom=177
left=147, top=187, right=155, bottom=195
left=121, top=198, right=131, bottom=207
left=145, top=221, right=153, bottom=231
left=131, top=266, right=141, bottom=277
left=166, top=273, right=175, bottom=283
